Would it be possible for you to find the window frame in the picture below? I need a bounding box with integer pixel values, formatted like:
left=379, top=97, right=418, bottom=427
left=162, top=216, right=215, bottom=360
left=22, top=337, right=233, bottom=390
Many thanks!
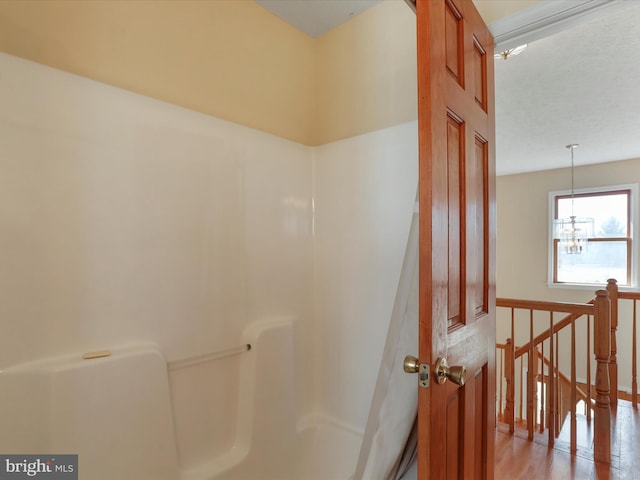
left=548, top=183, right=639, bottom=289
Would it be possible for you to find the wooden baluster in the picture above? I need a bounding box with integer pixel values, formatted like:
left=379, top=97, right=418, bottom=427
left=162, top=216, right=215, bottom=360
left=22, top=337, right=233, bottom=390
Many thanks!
left=594, top=289, right=611, bottom=464
left=505, top=338, right=515, bottom=433
left=499, top=346, right=504, bottom=419
left=586, top=314, right=592, bottom=422
left=548, top=312, right=555, bottom=446
left=607, top=279, right=618, bottom=409
left=633, top=299, right=638, bottom=408
left=519, top=356, right=524, bottom=425
left=510, top=307, right=515, bottom=426
left=555, top=332, right=560, bottom=437
left=532, top=346, right=539, bottom=432
left=528, top=309, right=535, bottom=440
left=539, top=341, right=545, bottom=433
left=570, top=312, right=577, bottom=453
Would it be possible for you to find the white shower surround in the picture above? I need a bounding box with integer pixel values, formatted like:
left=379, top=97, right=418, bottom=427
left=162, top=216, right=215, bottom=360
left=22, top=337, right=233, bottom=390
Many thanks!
left=0, top=52, right=418, bottom=477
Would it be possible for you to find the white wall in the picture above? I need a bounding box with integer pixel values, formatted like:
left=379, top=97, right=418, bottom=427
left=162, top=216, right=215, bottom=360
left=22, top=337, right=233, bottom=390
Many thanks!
left=313, top=123, right=418, bottom=431
left=0, top=51, right=314, bottom=365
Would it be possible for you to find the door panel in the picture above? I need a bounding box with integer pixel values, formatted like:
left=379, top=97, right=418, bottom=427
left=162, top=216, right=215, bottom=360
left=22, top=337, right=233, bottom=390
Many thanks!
left=471, top=135, right=488, bottom=317
left=445, top=3, right=464, bottom=85
left=445, top=387, right=462, bottom=479
left=416, top=0, right=496, bottom=478
left=447, top=114, right=463, bottom=330
left=473, top=40, right=488, bottom=110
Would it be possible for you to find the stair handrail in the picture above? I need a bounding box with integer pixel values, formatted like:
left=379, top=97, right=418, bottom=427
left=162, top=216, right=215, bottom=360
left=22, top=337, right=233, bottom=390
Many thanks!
left=496, top=291, right=611, bottom=464
left=538, top=349, right=591, bottom=404
left=536, top=346, right=593, bottom=433
left=512, top=309, right=591, bottom=361
left=497, top=297, right=596, bottom=360
left=610, top=279, right=640, bottom=407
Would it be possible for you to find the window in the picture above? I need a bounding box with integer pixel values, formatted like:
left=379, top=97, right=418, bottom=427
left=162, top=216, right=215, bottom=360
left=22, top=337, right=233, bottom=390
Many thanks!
left=549, top=185, right=638, bottom=287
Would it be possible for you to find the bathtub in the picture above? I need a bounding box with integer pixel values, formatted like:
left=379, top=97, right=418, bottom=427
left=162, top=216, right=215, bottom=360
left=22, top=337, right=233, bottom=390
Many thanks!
left=0, top=319, right=362, bottom=480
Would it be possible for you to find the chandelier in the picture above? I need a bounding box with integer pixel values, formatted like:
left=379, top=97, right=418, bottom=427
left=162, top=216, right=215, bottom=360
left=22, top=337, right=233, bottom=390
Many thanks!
left=552, top=144, right=594, bottom=254
left=494, top=44, right=528, bottom=60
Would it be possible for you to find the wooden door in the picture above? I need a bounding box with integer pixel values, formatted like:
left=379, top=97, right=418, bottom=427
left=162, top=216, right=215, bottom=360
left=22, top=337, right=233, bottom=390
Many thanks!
left=416, top=0, right=496, bottom=479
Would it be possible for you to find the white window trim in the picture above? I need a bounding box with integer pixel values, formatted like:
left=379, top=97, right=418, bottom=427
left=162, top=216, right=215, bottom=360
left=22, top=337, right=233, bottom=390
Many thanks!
left=547, top=183, right=639, bottom=290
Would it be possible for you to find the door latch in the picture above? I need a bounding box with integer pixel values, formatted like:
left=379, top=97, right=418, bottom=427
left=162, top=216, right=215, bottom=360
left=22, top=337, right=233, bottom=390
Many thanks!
left=403, top=355, right=430, bottom=388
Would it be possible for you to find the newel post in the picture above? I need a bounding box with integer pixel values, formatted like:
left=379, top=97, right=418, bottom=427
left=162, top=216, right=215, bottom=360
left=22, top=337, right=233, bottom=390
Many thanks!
left=606, top=279, right=619, bottom=408
left=594, top=289, right=611, bottom=464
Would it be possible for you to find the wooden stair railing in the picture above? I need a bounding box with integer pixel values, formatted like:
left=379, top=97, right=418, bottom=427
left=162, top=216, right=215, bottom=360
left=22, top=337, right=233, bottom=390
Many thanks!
left=496, top=290, right=611, bottom=464
left=496, top=344, right=593, bottom=438
left=607, top=278, right=640, bottom=409
left=496, top=341, right=588, bottom=447
left=513, top=308, right=591, bottom=360
left=538, top=349, right=593, bottom=428
left=496, top=298, right=596, bottom=444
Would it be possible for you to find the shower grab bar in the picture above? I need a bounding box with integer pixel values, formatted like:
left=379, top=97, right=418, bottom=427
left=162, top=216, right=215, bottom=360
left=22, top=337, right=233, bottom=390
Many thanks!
left=168, top=343, right=251, bottom=372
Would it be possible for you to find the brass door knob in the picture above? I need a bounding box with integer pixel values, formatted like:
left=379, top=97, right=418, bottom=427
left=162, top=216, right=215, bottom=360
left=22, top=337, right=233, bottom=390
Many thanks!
left=403, top=355, right=420, bottom=373
left=435, top=357, right=466, bottom=386
left=403, top=355, right=430, bottom=387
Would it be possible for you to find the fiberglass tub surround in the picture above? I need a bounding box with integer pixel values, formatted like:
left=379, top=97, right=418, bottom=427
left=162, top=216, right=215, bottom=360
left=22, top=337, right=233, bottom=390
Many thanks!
left=0, top=321, right=361, bottom=480
left=0, top=52, right=418, bottom=479
left=0, top=346, right=180, bottom=480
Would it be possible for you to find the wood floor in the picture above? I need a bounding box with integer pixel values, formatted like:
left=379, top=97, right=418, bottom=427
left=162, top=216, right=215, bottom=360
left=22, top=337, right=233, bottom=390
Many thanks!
left=495, top=400, right=640, bottom=479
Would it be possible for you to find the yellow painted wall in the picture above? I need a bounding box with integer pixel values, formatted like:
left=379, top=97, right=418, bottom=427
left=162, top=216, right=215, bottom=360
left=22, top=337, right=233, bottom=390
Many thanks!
left=0, top=0, right=316, bottom=144
left=313, top=0, right=541, bottom=145
left=0, top=0, right=536, bottom=145
left=497, top=157, right=640, bottom=302
left=314, top=0, right=417, bottom=145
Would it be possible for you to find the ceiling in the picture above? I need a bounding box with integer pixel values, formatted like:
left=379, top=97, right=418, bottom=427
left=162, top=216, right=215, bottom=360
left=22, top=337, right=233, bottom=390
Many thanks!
left=255, top=0, right=383, bottom=38
left=256, top=0, right=640, bottom=176
left=495, top=1, right=640, bottom=175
